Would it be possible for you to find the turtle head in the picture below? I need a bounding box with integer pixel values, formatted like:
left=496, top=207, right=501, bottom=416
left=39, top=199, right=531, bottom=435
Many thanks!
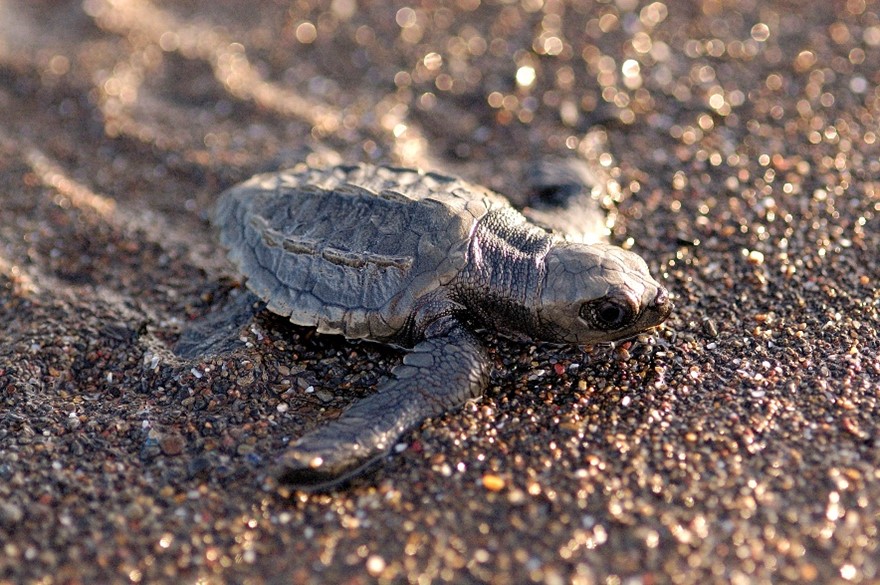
left=535, top=242, right=672, bottom=345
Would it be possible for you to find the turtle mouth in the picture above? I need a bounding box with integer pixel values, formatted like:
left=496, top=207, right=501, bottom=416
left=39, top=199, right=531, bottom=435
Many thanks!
left=622, top=286, right=673, bottom=336
left=644, top=286, right=674, bottom=326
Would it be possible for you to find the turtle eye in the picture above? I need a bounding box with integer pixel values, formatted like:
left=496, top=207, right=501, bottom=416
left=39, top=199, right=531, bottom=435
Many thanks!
left=580, top=296, right=637, bottom=330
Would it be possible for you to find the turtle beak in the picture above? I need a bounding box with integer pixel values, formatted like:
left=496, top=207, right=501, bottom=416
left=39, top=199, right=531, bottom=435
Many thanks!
left=644, top=286, right=673, bottom=325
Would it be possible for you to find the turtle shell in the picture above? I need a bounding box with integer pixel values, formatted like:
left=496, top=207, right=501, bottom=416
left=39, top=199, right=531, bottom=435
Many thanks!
left=214, top=164, right=511, bottom=341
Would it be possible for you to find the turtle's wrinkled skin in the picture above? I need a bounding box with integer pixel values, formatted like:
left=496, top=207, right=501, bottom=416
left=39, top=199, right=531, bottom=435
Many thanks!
left=214, top=163, right=672, bottom=489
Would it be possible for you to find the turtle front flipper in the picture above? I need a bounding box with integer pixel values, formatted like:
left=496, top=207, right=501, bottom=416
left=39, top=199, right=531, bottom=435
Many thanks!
left=277, top=316, right=489, bottom=490
left=521, top=130, right=617, bottom=245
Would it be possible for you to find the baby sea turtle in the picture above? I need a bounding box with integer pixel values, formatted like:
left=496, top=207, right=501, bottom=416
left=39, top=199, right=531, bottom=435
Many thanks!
left=213, top=161, right=672, bottom=489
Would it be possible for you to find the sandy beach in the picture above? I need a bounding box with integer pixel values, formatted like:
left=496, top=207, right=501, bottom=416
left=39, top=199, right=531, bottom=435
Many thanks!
left=1, top=1, right=878, bottom=583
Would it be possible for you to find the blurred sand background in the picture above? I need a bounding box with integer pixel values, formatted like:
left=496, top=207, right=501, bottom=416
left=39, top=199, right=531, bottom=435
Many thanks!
left=0, top=0, right=878, bottom=583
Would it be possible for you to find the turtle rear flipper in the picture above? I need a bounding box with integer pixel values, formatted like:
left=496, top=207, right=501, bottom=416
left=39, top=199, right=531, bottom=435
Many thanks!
left=276, top=316, right=489, bottom=490
left=174, top=289, right=264, bottom=359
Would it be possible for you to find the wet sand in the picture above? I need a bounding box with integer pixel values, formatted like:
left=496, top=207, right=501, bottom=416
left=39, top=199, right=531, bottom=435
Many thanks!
left=0, top=1, right=878, bottom=583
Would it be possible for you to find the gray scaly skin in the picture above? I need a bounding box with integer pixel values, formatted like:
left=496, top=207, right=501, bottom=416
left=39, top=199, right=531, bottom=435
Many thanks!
left=213, top=163, right=672, bottom=489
